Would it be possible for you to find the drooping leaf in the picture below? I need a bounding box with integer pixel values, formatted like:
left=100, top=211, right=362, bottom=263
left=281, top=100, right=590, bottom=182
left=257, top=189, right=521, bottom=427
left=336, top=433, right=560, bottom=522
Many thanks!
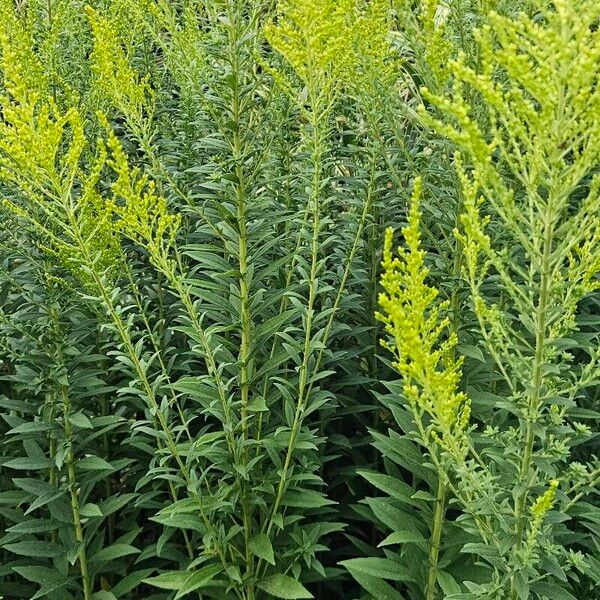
left=257, top=574, right=313, bottom=599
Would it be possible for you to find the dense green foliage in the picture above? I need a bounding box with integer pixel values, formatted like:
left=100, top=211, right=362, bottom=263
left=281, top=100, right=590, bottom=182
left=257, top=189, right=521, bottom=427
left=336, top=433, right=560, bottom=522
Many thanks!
left=0, top=1, right=598, bottom=599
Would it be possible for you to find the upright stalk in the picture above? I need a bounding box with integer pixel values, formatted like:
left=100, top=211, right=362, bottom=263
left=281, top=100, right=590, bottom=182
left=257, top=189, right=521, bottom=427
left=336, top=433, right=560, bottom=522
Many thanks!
left=123, top=261, right=192, bottom=440
left=61, top=381, right=92, bottom=600
left=426, top=472, right=446, bottom=600
left=90, top=272, right=238, bottom=586
left=61, top=386, right=92, bottom=600
left=49, top=304, right=91, bottom=597
left=260, top=89, right=326, bottom=560
left=510, top=210, right=554, bottom=599
left=45, top=391, right=58, bottom=545
left=63, top=216, right=230, bottom=580
left=226, top=1, right=255, bottom=590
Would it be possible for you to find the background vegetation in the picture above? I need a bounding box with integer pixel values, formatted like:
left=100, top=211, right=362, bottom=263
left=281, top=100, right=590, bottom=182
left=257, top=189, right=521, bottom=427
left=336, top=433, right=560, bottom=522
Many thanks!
left=0, top=0, right=598, bottom=599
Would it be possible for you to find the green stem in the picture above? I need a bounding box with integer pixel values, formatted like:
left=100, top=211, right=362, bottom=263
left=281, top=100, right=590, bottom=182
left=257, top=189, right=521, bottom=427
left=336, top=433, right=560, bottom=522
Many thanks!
left=98, top=276, right=195, bottom=558
left=254, top=198, right=312, bottom=450
left=258, top=92, right=326, bottom=576
left=62, top=386, right=92, bottom=600
left=68, top=224, right=224, bottom=575
left=510, top=215, right=553, bottom=598
left=99, top=394, right=115, bottom=544
left=221, top=3, right=255, bottom=586
left=170, top=276, right=238, bottom=459
left=123, top=261, right=192, bottom=440
left=96, top=276, right=237, bottom=578
left=426, top=473, right=446, bottom=600
left=46, top=392, right=58, bottom=545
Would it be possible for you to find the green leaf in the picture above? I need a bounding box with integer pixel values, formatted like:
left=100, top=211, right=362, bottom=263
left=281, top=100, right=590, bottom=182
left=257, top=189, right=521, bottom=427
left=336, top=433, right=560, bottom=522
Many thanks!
left=90, top=544, right=140, bottom=566
left=11, top=566, right=65, bottom=584
left=78, top=456, right=114, bottom=471
left=411, top=491, right=435, bottom=501
left=155, top=497, right=198, bottom=516
left=7, top=519, right=58, bottom=534
left=460, top=543, right=499, bottom=558
left=8, top=422, right=52, bottom=435
left=257, top=574, right=313, bottom=599
left=0, top=396, right=36, bottom=413
left=281, top=489, right=334, bottom=508
left=3, top=457, right=51, bottom=470
left=249, top=533, right=275, bottom=565
left=378, top=530, right=427, bottom=548
left=12, top=478, right=55, bottom=496
left=358, top=471, right=415, bottom=506
left=456, top=344, right=486, bottom=363
left=25, top=489, right=66, bottom=514
left=150, top=512, right=204, bottom=532
left=366, top=497, right=421, bottom=534
left=92, top=592, right=117, bottom=600
left=341, top=561, right=405, bottom=600
left=144, top=571, right=190, bottom=590
left=80, top=503, right=103, bottom=518
left=339, top=558, right=408, bottom=582
left=31, top=580, right=70, bottom=600
left=174, top=565, right=222, bottom=599
left=110, top=569, right=153, bottom=598
left=98, top=493, right=137, bottom=517
left=437, top=571, right=462, bottom=595
left=247, top=396, right=269, bottom=412
left=530, top=582, right=578, bottom=600
left=69, top=412, right=94, bottom=429
left=3, top=541, right=63, bottom=558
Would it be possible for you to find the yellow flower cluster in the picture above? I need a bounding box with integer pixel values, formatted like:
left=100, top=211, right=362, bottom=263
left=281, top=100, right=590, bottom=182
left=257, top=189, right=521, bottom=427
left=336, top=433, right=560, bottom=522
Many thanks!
left=422, top=0, right=452, bottom=83
left=0, top=1, right=179, bottom=287
left=524, top=479, right=559, bottom=553
left=0, top=101, right=120, bottom=288
left=52, top=145, right=122, bottom=288
left=265, top=0, right=396, bottom=94
left=0, top=107, right=120, bottom=287
left=351, top=0, right=398, bottom=90
left=86, top=6, right=153, bottom=128
left=424, top=0, right=600, bottom=185
left=0, top=3, right=130, bottom=289
left=376, top=179, right=469, bottom=437
left=0, top=1, right=48, bottom=103
left=530, top=480, right=559, bottom=521
left=0, top=9, right=61, bottom=193
left=102, top=119, right=181, bottom=270
left=423, top=0, right=600, bottom=389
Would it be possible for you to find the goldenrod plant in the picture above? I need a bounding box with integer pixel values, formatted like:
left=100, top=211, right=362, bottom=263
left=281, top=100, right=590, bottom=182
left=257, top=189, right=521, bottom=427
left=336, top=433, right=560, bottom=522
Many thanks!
left=342, top=180, right=471, bottom=600
left=0, top=0, right=598, bottom=599
left=345, top=2, right=600, bottom=599
left=87, top=5, right=154, bottom=134
left=426, top=2, right=600, bottom=596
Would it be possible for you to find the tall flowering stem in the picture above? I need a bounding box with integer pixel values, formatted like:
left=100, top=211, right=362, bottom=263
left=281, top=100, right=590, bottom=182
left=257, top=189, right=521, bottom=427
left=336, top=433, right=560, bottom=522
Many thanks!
left=422, top=0, right=600, bottom=593
left=376, top=179, right=470, bottom=599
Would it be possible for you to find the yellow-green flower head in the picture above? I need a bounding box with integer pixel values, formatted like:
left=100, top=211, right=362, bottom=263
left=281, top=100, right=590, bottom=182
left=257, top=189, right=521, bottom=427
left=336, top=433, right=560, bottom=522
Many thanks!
left=0, top=110, right=121, bottom=289
left=265, top=0, right=397, bottom=95
left=0, top=7, right=61, bottom=191
left=418, top=0, right=453, bottom=87
left=531, top=479, right=559, bottom=521
left=376, top=178, right=469, bottom=435
left=524, top=479, right=560, bottom=551
left=86, top=6, right=153, bottom=125
left=0, top=1, right=48, bottom=104
left=422, top=1, right=600, bottom=389
left=265, top=0, right=353, bottom=85
left=100, top=117, right=181, bottom=266
left=0, top=16, right=121, bottom=290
